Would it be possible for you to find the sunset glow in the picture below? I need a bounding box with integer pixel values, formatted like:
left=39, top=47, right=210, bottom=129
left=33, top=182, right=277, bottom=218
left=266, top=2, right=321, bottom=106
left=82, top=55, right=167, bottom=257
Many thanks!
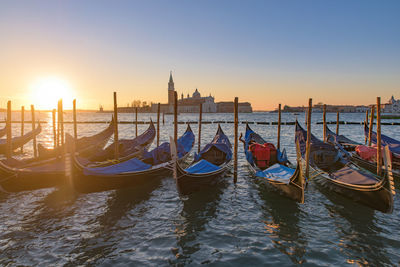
left=29, top=77, right=74, bottom=110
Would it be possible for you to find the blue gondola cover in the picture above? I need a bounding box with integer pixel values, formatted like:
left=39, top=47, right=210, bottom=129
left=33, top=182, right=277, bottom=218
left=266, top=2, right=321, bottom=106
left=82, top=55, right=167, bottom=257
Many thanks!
left=185, top=159, right=221, bottom=174
left=83, top=158, right=151, bottom=176
left=143, top=127, right=195, bottom=164
left=255, top=163, right=295, bottom=183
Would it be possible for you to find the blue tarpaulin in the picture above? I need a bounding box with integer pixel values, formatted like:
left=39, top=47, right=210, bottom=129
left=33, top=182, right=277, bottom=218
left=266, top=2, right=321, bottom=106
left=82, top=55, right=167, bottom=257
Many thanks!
left=255, top=163, right=294, bottom=183
left=143, top=125, right=195, bottom=165
left=83, top=158, right=151, bottom=176
left=185, top=159, right=221, bottom=174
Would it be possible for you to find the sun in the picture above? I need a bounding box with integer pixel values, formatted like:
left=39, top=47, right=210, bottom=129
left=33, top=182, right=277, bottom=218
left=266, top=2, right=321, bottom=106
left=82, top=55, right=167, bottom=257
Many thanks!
left=30, top=77, right=74, bottom=110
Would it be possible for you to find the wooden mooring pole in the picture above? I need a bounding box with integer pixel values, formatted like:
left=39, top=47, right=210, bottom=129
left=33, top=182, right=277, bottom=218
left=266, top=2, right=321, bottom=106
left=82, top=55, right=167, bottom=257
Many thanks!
left=59, top=100, right=64, bottom=147
left=305, top=109, right=307, bottom=126
left=323, top=104, right=326, bottom=142
left=114, top=92, right=119, bottom=160
left=157, top=103, right=160, bottom=147
left=368, top=106, right=374, bottom=146
left=364, top=109, right=369, bottom=144
left=135, top=107, right=138, bottom=137
left=376, top=97, right=382, bottom=176
left=31, top=104, right=37, bottom=158
left=336, top=111, right=339, bottom=135
left=73, top=99, right=77, bottom=141
left=57, top=100, right=61, bottom=147
left=174, top=92, right=178, bottom=146
left=234, top=97, right=239, bottom=183
left=305, top=98, right=312, bottom=178
left=277, top=103, right=281, bottom=150
left=52, top=109, right=57, bottom=149
left=20, top=106, right=24, bottom=153
left=198, top=103, right=203, bottom=154
left=6, top=101, right=12, bottom=159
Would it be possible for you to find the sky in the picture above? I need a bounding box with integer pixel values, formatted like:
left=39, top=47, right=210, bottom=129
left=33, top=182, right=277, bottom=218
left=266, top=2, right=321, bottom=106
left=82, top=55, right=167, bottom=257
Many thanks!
left=0, top=0, right=399, bottom=110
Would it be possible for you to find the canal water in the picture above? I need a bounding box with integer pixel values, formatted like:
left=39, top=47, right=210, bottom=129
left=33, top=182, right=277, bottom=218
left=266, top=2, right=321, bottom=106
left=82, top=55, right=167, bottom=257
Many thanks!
left=0, top=112, right=399, bottom=266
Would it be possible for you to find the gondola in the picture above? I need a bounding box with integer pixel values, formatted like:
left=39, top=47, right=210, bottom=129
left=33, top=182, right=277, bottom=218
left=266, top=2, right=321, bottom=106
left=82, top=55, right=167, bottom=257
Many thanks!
left=72, top=124, right=195, bottom=193
left=173, top=125, right=232, bottom=195
left=0, top=120, right=117, bottom=192
left=86, top=120, right=156, bottom=162
left=242, top=124, right=305, bottom=203
left=35, top=118, right=115, bottom=160
left=296, top=121, right=394, bottom=213
left=0, top=122, right=42, bottom=155
left=325, top=124, right=400, bottom=180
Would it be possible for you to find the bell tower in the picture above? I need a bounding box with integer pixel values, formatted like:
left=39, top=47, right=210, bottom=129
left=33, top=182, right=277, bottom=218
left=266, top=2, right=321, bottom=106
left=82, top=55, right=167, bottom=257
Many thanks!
left=168, top=71, right=175, bottom=105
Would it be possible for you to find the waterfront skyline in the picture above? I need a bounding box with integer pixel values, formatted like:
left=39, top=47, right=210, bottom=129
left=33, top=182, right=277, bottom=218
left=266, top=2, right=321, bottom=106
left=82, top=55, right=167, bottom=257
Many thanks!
left=1, top=1, right=399, bottom=110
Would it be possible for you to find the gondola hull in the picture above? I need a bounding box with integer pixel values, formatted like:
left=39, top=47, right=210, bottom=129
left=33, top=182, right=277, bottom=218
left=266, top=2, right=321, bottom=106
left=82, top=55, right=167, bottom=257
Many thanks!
left=243, top=124, right=305, bottom=203
left=0, top=158, right=66, bottom=192
left=72, top=162, right=171, bottom=193
left=175, top=162, right=230, bottom=195
left=249, top=164, right=304, bottom=203
left=350, top=154, right=400, bottom=181
left=73, top=152, right=191, bottom=193
left=73, top=125, right=195, bottom=193
left=297, top=121, right=394, bottom=213
left=0, top=121, right=155, bottom=193
left=306, top=160, right=394, bottom=213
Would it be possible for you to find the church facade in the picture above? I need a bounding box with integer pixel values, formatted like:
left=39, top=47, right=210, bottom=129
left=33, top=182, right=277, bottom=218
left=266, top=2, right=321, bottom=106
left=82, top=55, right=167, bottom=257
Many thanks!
left=151, top=72, right=217, bottom=113
left=383, top=95, right=400, bottom=113
left=151, top=72, right=252, bottom=113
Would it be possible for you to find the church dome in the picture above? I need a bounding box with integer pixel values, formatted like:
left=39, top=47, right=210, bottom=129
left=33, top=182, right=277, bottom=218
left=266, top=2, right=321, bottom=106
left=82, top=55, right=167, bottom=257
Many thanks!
left=193, top=88, right=201, bottom=98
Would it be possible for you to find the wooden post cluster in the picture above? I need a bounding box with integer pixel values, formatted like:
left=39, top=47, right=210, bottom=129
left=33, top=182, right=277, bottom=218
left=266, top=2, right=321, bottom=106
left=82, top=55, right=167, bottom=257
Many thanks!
left=198, top=103, right=203, bottom=154
left=162, top=112, right=165, bottom=125
left=368, top=106, right=374, bottom=146
left=174, top=91, right=178, bottom=146
left=376, top=97, right=382, bottom=176
left=20, top=106, right=25, bottom=153
left=113, top=92, right=119, bottom=160
left=336, top=111, right=339, bottom=135
left=277, top=103, right=281, bottom=150
left=323, top=104, right=327, bottom=142
left=157, top=103, right=160, bottom=147
left=6, top=101, right=12, bottom=159
left=234, top=97, right=239, bottom=182
left=305, top=98, right=312, bottom=178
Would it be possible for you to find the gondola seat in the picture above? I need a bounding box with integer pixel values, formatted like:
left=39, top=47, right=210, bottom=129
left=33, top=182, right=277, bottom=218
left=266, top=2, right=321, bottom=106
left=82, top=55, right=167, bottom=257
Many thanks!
left=330, top=166, right=378, bottom=185
left=201, top=146, right=227, bottom=165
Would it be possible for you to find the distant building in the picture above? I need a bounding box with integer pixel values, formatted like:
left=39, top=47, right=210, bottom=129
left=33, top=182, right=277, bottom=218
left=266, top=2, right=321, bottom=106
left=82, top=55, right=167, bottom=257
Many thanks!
left=217, top=102, right=252, bottom=113
left=151, top=72, right=252, bottom=113
left=383, top=95, right=400, bottom=113
left=282, top=104, right=369, bottom=113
